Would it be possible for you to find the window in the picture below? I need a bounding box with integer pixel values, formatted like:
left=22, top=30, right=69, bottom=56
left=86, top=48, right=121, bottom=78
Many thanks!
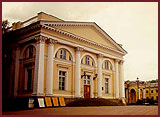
left=24, top=46, right=35, bottom=59
left=69, top=56, right=72, bottom=61
left=146, top=90, right=148, bottom=93
left=151, top=90, right=153, bottom=93
left=156, top=96, right=158, bottom=100
left=60, top=49, right=66, bottom=59
left=24, top=68, right=33, bottom=91
left=105, top=78, right=109, bottom=94
left=55, top=52, right=57, bottom=58
left=105, top=61, right=109, bottom=70
left=104, top=61, right=112, bottom=70
left=156, top=90, right=158, bottom=93
left=59, top=71, right=66, bottom=90
left=85, top=56, right=90, bottom=65
left=84, top=75, right=91, bottom=85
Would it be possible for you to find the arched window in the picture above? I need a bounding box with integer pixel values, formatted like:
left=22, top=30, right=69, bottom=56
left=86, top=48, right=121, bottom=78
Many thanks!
left=55, top=48, right=72, bottom=61
left=60, top=49, right=66, bottom=59
left=104, top=60, right=112, bottom=70
left=23, top=45, right=35, bottom=59
left=81, top=55, right=95, bottom=67
left=85, top=56, right=90, bottom=65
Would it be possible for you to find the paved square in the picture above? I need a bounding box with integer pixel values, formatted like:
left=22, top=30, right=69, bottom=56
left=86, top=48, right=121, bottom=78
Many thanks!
left=3, top=106, right=158, bottom=115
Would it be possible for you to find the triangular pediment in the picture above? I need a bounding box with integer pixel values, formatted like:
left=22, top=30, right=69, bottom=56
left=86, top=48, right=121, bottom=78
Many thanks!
left=41, top=21, right=127, bottom=54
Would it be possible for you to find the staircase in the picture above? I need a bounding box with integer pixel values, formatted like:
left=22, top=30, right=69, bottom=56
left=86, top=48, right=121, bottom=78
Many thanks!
left=66, top=98, right=126, bottom=106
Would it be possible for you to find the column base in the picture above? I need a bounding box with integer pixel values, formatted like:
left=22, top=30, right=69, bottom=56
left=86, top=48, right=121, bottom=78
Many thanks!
left=45, top=94, right=53, bottom=96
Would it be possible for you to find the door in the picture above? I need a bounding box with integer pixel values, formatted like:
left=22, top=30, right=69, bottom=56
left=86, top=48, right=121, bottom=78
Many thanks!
left=84, top=85, right=90, bottom=98
left=130, top=89, right=136, bottom=104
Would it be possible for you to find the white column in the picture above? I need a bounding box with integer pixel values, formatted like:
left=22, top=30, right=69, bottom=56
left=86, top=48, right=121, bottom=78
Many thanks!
left=97, top=54, right=103, bottom=98
left=143, top=88, right=145, bottom=99
left=33, top=36, right=45, bottom=96
left=75, top=47, right=82, bottom=97
left=119, top=60, right=125, bottom=98
left=90, top=75, right=94, bottom=98
left=138, top=89, right=140, bottom=99
left=14, top=46, right=20, bottom=97
left=115, top=59, right=119, bottom=98
left=46, top=39, right=56, bottom=96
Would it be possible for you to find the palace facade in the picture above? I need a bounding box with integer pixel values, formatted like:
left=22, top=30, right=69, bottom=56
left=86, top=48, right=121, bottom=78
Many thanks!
left=4, top=12, right=127, bottom=99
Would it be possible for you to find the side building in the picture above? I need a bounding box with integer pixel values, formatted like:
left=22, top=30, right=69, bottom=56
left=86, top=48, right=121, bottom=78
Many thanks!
left=125, top=78, right=158, bottom=104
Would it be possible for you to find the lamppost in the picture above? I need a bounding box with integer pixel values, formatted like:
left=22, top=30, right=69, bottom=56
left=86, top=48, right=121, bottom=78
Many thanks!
left=136, top=77, right=140, bottom=101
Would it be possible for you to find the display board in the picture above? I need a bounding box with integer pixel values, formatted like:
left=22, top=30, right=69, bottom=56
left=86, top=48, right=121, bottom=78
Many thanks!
left=45, top=97, right=52, bottom=107
left=59, top=97, right=66, bottom=106
left=52, top=97, right=59, bottom=106
left=28, top=98, right=34, bottom=109
left=38, top=98, right=45, bottom=108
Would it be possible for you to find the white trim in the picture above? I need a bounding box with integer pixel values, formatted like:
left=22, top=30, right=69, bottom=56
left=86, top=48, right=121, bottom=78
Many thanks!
left=54, top=45, right=75, bottom=62
left=20, top=43, right=36, bottom=59
left=40, top=32, right=123, bottom=60
left=102, top=58, right=115, bottom=71
left=54, top=58, right=74, bottom=65
left=80, top=53, right=97, bottom=67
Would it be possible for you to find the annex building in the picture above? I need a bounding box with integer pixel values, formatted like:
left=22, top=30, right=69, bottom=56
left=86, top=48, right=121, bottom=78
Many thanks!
left=125, top=78, right=158, bottom=104
left=4, top=12, right=127, bottom=100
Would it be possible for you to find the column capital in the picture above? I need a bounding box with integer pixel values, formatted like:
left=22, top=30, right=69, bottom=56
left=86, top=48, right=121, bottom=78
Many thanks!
left=35, top=35, right=47, bottom=44
left=120, top=60, right=124, bottom=64
left=115, top=59, right=120, bottom=63
left=76, top=46, right=83, bottom=52
left=98, top=53, right=103, bottom=58
left=47, top=38, right=58, bottom=45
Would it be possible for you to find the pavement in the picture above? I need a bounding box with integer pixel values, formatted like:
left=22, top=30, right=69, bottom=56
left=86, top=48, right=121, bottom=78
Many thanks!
left=3, top=106, right=158, bottom=115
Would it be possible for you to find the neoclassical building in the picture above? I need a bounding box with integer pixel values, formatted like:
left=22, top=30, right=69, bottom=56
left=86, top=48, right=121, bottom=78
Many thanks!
left=7, top=12, right=127, bottom=99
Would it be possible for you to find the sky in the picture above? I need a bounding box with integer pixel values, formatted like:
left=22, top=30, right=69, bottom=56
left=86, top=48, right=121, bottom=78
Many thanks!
left=2, top=2, right=158, bottom=81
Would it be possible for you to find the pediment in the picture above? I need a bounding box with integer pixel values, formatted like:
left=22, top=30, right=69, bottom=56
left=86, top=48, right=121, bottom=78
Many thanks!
left=42, top=21, right=127, bottom=54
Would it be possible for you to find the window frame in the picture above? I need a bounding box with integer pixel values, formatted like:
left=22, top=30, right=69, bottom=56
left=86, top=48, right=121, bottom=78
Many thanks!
left=105, top=78, right=109, bottom=94
left=60, top=49, right=66, bottom=59
left=58, top=70, right=68, bottom=91
left=85, top=56, right=90, bottom=65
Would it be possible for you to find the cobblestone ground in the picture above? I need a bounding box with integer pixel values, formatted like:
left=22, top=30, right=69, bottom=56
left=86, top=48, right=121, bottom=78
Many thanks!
left=3, top=106, right=158, bottom=115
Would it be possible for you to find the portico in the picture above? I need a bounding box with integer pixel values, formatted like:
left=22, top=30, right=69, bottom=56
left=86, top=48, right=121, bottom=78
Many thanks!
left=11, top=12, right=127, bottom=99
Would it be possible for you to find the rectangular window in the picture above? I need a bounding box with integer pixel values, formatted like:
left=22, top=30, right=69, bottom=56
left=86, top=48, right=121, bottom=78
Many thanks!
left=151, top=90, right=153, bottom=93
left=60, top=49, right=66, bottom=59
left=84, top=75, right=91, bottom=85
left=105, top=78, right=109, bottom=94
left=59, top=71, right=66, bottom=90
left=146, top=90, right=148, bottom=93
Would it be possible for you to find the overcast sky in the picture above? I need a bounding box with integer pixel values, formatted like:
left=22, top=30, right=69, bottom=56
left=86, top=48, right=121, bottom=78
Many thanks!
left=2, top=2, right=158, bottom=81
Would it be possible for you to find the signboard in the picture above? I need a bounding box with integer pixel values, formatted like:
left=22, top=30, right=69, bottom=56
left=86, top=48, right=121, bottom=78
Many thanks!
left=28, top=98, right=34, bottom=109
left=52, top=97, right=59, bottom=106
left=45, top=97, right=52, bottom=107
left=38, top=98, right=45, bottom=108
left=59, top=97, right=66, bottom=106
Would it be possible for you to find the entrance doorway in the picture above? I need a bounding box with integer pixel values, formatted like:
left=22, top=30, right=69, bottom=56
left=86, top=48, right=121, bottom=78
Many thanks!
left=130, top=89, right=136, bottom=104
left=84, top=75, right=91, bottom=98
